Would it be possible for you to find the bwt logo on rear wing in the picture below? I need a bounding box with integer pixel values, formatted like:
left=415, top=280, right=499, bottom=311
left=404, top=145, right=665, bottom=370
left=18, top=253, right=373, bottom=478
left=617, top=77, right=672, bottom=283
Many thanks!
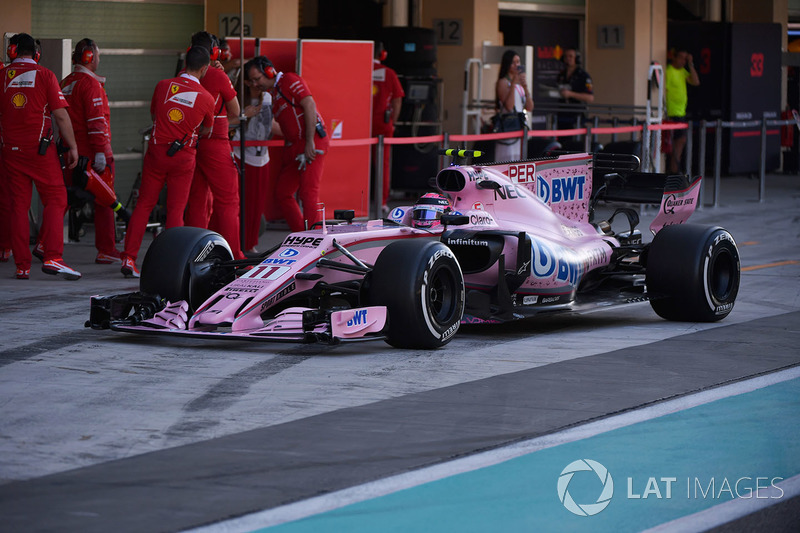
left=504, top=160, right=593, bottom=222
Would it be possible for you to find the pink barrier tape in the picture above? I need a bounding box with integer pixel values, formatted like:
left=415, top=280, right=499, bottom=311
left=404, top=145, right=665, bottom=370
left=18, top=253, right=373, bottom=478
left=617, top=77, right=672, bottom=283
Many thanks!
left=330, top=138, right=380, bottom=147
left=231, top=123, right=685, bottom=149
left=531, top=128, right=586, bottom=137
left=590, top=126, right=643, bottom=134
left=384, top=134, right=446, bottom=145
left=648, top=122, right=689, bottom=131
left=233, top=138, right=380, bottom=148
left=732, top=129, right=780, bottom=138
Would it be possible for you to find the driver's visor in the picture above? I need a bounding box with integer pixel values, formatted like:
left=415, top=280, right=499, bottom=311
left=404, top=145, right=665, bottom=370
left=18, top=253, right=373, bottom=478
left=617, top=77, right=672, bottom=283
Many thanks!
left=413, top=208, right=441, bottom=221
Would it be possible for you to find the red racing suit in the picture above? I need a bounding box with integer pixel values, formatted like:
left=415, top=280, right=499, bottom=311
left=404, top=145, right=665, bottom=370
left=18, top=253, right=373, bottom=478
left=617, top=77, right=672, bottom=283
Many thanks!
left=184, top=66, right=243, bottom=259
left=0, top=145, right=10, bottom=254
left=271, top=72, right=329, bottom=231
left=371, top=60, right=404, bottom=206
left=122, top=73, right=214, bottom=263
left=0, top=59, right=70, bottom=270
left=60, top=65, right=117, bottom=255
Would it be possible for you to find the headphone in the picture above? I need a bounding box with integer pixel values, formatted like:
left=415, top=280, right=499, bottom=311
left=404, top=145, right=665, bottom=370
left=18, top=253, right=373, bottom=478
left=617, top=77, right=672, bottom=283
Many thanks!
left=256, top=56, right=276, bottom=79
left=562, top=49, right=581, bottom=65
left=376, top=42, right=387, bottom=62
left=73, top=39, right=95, bottom=65
left=186, top=45, right=219, bottom=61
left=7, top=38, right=40, bottom=63
left=188, top=32, right=220, bottom=61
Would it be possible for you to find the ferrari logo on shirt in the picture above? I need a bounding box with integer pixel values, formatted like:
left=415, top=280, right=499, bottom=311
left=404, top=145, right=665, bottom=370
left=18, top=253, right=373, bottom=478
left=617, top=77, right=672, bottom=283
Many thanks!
left=170, top=83, right=180, bottom=95
left=165, top=88, right=199, bottom=108
left=7, top=70, right=36, bottom=88
left=62, top=80, right=77, bottom=96
left=7, top=69, right=15, bottom=79
left=167, top=107, right=184, bottom=123
left=11, top=93, right=27, bottom=109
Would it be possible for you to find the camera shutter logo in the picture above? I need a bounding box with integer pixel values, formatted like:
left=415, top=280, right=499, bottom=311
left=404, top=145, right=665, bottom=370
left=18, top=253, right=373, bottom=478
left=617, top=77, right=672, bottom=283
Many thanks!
left=557, top=459, right=614, bottom=516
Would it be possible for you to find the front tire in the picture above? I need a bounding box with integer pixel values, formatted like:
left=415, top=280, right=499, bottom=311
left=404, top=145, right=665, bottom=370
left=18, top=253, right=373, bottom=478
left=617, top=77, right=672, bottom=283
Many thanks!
left=367, top=240, right=465, bottom=348
left=646, top=224, right=740, bottom=322
left=140, top=227, right=234, bottom=311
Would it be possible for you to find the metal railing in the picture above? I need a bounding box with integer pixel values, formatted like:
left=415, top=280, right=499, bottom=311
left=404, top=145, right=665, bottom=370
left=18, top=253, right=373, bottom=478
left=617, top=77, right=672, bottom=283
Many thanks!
left=235, top=115, right=794, bottom=218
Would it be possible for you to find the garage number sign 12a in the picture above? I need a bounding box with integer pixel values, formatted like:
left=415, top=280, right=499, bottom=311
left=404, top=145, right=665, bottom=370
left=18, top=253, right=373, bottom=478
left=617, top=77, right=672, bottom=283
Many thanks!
left=218, top=13, right=253, bottom=37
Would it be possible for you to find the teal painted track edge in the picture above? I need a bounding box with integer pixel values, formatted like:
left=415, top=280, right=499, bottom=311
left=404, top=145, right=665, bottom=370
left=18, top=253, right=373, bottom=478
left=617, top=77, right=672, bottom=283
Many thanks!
left=252, top=375, right=800, bottom=533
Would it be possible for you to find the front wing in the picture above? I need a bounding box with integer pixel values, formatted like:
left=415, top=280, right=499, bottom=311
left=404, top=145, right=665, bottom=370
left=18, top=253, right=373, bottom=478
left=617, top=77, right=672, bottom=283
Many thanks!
left=88, top=293, right=388, bottom=344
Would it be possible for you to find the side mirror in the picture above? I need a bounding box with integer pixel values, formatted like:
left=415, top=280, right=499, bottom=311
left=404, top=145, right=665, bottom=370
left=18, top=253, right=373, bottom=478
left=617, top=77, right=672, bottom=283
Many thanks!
left=441, top=214, right=469, bottom=226
left=334, top=209, right=355, bottom=222
left=476, top=180, right=501, bottom=190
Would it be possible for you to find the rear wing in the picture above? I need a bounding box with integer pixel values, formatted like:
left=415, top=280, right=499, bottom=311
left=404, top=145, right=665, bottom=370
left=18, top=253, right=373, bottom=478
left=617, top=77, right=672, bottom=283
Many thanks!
left=591, top=167, right=703, bottom=234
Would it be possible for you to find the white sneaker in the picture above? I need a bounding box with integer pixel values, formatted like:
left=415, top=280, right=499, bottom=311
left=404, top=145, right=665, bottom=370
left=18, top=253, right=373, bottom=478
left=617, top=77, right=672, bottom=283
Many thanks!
left=42, top=259, right=82, bottom=280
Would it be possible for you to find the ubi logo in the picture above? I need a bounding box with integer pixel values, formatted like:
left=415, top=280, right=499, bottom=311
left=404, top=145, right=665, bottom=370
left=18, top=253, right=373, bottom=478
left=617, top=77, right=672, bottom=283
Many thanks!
left=557, top=459, right=614, bottom=516
left=279, top=248, right=299, bottom=258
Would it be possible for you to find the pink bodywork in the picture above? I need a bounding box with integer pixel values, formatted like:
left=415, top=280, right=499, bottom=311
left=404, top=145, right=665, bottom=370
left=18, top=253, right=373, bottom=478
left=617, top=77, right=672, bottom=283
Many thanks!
left=650, top=176, right=702, bottom=235
left=123, top=151, right=700, bottom=341
left=428, top=156, right=617, bottom=304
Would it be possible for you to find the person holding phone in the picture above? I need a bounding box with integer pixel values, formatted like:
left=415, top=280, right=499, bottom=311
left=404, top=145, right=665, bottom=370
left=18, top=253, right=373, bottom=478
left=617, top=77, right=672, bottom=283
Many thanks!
left=495, top=49, right=533, bottom=162
left=666, top=47, right=700, bottom=174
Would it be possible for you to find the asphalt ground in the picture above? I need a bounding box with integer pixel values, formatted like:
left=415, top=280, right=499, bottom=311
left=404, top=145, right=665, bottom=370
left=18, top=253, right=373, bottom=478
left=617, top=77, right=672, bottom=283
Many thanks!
left=0, top=172, right=799, bottom=532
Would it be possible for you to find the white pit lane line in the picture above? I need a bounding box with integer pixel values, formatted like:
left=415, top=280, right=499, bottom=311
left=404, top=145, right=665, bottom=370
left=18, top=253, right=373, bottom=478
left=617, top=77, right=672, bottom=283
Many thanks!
left=184, top=365, right=800, bottom=533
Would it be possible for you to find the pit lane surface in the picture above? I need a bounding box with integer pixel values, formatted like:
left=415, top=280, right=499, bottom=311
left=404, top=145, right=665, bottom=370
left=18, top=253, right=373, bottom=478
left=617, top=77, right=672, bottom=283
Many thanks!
left=0, top=175, right=798, bottom=532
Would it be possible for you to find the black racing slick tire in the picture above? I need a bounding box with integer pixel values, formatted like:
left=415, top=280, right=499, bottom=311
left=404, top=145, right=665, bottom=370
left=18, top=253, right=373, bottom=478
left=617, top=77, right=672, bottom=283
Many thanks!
left=367, top=240, right=465, bottom=349
left=140, top=227, right=234, bottom=311
left=646, top=224, right=740, bottom=322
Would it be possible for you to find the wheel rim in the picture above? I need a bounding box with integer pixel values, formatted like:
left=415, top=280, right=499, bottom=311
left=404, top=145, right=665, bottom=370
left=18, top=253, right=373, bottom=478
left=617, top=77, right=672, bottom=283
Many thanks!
left=709, top=248, right=737, bottom=302
left=188, top=242, right=234, bottom=308
left=426, top=265, right=458, bottom=325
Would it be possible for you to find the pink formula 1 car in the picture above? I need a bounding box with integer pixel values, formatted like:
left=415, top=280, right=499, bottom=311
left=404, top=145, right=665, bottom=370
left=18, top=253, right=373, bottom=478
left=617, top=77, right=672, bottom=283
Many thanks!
left=88, top=150, right=740, bottom=349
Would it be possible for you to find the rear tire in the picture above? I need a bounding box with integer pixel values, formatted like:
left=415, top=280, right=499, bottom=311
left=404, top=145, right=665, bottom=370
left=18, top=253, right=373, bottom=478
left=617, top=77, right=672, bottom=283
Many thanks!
left=646, top=224, right=740, bottom=322
left=367, top=240, right=465, bottom=348
left=140, top=227, right=234, bottom=311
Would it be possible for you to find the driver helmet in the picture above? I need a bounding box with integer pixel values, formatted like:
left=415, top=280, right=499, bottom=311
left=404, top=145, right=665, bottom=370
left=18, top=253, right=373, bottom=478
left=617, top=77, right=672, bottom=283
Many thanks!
left=412, top=193, right=452, bottom=229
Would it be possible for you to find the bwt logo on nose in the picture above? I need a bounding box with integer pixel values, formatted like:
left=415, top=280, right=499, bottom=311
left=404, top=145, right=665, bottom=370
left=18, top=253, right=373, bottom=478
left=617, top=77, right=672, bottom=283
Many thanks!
left=537, top=175, right=586, bottom=204
left=347, top=309, right=368, bottom=327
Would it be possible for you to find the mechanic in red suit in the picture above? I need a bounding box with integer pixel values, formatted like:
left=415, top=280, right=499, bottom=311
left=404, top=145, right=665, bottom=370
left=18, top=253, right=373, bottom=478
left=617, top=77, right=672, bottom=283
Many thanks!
left=371, top=42, right=404, bottom=213
left=120, top=46, right=215, bottom=278
left=0, top=61, right=9, bottom=263
left=0, top=150, right=11, bottom=263
left=59, top=38, right=121, bottom=265
left=0, top=33, right=81, bottom=280
left=246, top=56, right=329, bottom=232
left=183, top=31, right=244, bottom=260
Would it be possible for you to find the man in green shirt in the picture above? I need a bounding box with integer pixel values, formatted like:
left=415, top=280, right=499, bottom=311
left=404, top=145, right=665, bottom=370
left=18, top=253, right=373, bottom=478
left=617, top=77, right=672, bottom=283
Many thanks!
left=665, top=48, right=700, bottom=173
